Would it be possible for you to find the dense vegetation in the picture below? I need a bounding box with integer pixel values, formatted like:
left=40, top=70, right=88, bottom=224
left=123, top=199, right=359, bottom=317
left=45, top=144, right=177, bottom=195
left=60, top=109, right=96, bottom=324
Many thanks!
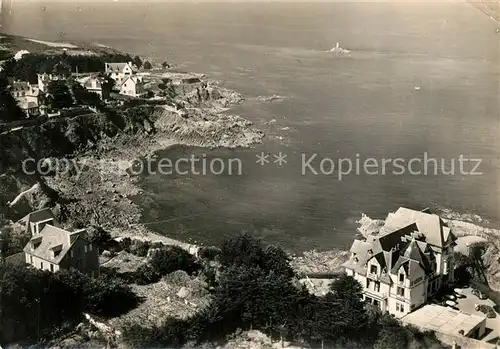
left=0, top=264, right=139, bottom=344
left=123, top=233, right=444, bottom=349
left=0, top=73, right=25, bottom=122
left=2, top=53, right=133, bottom=83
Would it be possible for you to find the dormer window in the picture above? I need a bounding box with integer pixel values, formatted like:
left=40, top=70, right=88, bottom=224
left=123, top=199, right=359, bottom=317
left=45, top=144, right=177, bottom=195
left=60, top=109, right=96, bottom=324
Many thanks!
left=51, top=244, right=63, bottom=258
left=368, top=249, right=373, bottom=254
left=353, top=257, right=359, bottom=262
left=31, top=236, right=43, bottom=250
left=399, top=273, right=405, bottom=283
left=370, top=265, right=377, bottom=274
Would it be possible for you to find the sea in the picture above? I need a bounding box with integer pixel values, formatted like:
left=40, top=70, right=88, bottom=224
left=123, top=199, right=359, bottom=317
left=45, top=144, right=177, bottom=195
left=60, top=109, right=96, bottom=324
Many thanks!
left=2, top=1, right=499, bottom=252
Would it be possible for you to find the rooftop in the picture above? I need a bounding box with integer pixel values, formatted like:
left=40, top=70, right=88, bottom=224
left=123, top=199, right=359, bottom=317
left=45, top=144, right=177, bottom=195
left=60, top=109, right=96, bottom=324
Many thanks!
left=23, top=224, right=87, bottom=264
left=401, top=304, right=486, bottom=337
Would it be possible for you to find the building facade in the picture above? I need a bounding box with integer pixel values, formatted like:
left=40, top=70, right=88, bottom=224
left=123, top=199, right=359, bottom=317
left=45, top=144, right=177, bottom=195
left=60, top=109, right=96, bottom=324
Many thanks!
left=119, top=75, right=145, bottom=97
left=20, top=209, right=99, bottom=276
left=343, top=207, right=457, bottom=318
left=9, top=81, right=42, bottom=117
left=104, top=62, right=136, bottom=87
left=77, top=75, right=111, bottom=100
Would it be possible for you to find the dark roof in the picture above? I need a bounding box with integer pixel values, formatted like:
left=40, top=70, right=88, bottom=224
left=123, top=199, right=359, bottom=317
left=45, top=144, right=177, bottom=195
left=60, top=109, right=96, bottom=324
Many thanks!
left=18, top=208, right=56, bottom=233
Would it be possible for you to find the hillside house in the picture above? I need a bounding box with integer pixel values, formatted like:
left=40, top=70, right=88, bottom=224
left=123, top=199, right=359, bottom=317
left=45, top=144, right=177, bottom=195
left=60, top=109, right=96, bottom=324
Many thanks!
left=19, top=209, right=99, bottom=276
left=119, top=75, right=146, bottom=97
left=77, top=75, right=111, bottom=100
left=105, top=62, right=137, bottom=87
left=343, top=207, right=457, bottom=318
left=9, top=81, right=41, bottom=117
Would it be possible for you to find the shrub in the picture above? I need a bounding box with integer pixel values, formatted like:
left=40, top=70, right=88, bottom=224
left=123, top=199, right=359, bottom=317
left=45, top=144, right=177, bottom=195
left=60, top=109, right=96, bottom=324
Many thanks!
left=198, top=246, right=221, bottom=261
left=87, top=226, right=112, bottom=250
left=130, top=240, right=152, bottom=257
left=149, top=246, right=201, bottom=277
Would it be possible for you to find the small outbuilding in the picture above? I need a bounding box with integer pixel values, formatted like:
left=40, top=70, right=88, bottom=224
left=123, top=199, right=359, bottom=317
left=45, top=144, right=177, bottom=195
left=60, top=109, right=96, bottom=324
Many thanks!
left=401, top=304, right=487, bottom=339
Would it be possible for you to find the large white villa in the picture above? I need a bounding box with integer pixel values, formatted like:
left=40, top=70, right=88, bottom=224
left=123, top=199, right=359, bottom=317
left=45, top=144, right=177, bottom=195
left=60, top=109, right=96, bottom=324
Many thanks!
left=343, top=207, right=457, bottom=318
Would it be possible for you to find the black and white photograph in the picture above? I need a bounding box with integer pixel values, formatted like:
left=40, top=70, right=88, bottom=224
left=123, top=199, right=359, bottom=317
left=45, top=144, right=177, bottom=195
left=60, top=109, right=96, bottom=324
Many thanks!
left=0, top=0, right=499, bottom=347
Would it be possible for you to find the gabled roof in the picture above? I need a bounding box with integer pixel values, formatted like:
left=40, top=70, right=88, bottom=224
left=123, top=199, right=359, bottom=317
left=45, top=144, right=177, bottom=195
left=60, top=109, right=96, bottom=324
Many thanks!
left=380, top=207, right=454, bottom=248
left=23, top=225, right=87, bottom=264
left=78, top=75, right=104, bottom=89
left=106, top=62, right=136, bottom=73
left=18, top=208, right=55, bottom=228
left=391, top=238, right=432, bottom=277
left=120, top=75, right=142, bottom=87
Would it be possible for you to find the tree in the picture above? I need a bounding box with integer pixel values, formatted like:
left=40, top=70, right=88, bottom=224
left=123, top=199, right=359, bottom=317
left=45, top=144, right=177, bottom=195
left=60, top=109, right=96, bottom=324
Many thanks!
left=46, top=80, right=73, bottom=109
left=0, top=74, right=25, bottom=122
left=329, top=273, right=368, bottom=338
left=143, top=61, right=153, bottom=70
left=149, top=245, right=201, bottom=277
left=87, top=226, right=112, bottom=250
left=133, top=55, right=143, bottom=69
left=71, top=82, right=102, bottom=107
left=219, top=232, right=265, bottom=268
left=374, top=315, right=410, bottom=349
left=162, top=61, right=169, bottom=69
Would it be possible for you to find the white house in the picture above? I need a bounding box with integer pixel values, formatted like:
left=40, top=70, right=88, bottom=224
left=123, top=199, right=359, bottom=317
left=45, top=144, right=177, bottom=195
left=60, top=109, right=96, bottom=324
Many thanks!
left=104, top=62, right=137, bottom=86
left=77, top=75, right=110, bottom=100
left=343, top=207, right=457, bottom=318
left=119, top=76, right=145, bottom=98
left=9, top=81, right=42, bottom=117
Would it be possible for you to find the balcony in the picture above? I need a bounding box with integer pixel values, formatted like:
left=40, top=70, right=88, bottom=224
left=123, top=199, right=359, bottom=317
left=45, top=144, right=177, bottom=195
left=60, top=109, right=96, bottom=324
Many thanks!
left=367, top=272, right=380, bottom=281
left=392, top=293, right=408, bottom=302
left=364, top=288, right=388, bottom=300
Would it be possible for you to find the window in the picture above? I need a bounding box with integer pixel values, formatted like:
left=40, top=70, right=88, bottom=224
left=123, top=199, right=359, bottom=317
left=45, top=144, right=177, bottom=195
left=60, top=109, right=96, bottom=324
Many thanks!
left=30, top=255, right=33, bottom=264
left=40, top=262, right=44, bottom=269
left=396, top=303, right=405, bottom=312
left=397, top=287, right=404, bottom=297
left=399, top=273, right=404, bottom=283
left=84, top=245, right=88, bottom=253
left=367, top=279, right=373, bottom=289
left=70, top=250, right=74, bottom=258
left=50, top=264, right=54, bottom=272
left=89, top=244, right=93, bottom=252
left=370, top=265, right=377, bottom=274
left=374, top=281, right=380, bottom=292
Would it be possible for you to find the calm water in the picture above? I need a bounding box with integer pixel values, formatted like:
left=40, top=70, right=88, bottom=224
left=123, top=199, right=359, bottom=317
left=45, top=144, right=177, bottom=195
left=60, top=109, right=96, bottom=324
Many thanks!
left=3, top=1, right=500, bottom=251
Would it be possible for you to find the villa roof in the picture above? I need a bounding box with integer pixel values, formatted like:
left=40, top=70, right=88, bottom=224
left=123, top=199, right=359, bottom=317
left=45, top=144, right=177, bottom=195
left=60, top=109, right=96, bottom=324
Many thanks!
left=106, top=62, right=136, bottom=73
left=344, top=207, right=454, bottom=281
left=381, top=207, right=453, bottom=248
left=23, top=224, right=87, bottom=264
left=78, top=75, right=104, bottom=89
left=120, top=75, right=142, bottom=86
